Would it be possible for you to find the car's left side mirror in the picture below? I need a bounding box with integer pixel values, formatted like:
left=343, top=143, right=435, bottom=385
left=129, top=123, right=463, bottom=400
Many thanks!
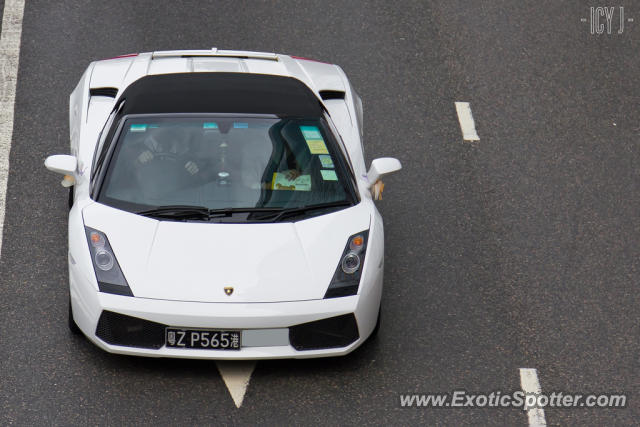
left=45, top=155, right=77, bottom=187
left=45, top=154, right=77, bottom=175
left=366, top=157, right=402, bottom=189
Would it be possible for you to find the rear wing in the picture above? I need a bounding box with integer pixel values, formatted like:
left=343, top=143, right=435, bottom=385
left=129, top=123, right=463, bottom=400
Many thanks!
left=152, top=48, right=278, bottom=61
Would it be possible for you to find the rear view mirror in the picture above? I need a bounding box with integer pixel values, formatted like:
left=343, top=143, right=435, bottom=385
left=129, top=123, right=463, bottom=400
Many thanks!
left=366, top=157, right=402, bottom=188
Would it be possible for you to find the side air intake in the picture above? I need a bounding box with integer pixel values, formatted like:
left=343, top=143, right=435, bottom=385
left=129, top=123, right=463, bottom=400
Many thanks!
left=319, top=90, right=345, bottom=100
left=90, top=87, right=118, bottom=98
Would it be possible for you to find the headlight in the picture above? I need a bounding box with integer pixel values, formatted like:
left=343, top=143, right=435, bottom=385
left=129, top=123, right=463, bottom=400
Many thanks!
left=324, top=230, right=369, bottom=298
left=95, top=249, right=115, bottom=271
left=85, top=227, right=133, bottom=296
left=341, top=252, right=360, bottom=274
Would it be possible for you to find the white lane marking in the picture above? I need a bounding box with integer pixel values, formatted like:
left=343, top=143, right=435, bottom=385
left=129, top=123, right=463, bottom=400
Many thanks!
left=520, top=368, right=547, bottom=427
left=0, top=0, right=26, bottom=258
left=454, top=102, right=480, bottom=141
left=216, top=361, right=256, bottom=408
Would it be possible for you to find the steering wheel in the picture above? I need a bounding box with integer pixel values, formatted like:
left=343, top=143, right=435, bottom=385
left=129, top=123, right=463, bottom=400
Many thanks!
left=153, top=152, right=179, bottom=162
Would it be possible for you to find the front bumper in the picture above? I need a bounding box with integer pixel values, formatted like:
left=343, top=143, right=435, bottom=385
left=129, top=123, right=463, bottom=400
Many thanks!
left=70, top=265, right=382, bottom=359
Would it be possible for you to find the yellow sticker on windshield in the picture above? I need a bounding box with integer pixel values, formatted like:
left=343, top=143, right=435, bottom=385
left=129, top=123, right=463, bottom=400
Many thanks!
left=271, top=172, right=312, bottom=191
left=305, top=139, right=329, bottom=154
left=300, top=125, right=329, bottom=154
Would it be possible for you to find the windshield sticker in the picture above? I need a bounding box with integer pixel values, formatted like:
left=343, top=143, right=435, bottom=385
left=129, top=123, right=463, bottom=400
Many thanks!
left=305, top=139, right=328, bottom=154
left=300, top=125, right=328, bottom=154
left=233, top=122, right=249, bottom=129
left=271, top=172, right=312, bottom=191
left=320, top=170, right=338, bottom=181
left=300, top=126, right=323, bottom=140
left=319, top=155, right=334, bottom=168
left=130, top=124, right=148, bottom=132
left=203, top=122, right=218, bottom=129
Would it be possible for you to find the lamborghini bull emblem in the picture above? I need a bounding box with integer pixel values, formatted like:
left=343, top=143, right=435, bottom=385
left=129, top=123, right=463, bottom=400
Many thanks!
left=224, top=286, right=234, bottom=296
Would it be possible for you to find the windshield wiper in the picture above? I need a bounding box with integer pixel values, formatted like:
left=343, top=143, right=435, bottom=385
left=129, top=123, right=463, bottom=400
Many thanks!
left=252, top=200, right=353, bottom=222
left=206, top=207, right=283, bottom=219
left=137, top=205, right=211, bottom=220
left=136, top=205, right=283, bottom=221
left=137, top=202, right=351, bottom=222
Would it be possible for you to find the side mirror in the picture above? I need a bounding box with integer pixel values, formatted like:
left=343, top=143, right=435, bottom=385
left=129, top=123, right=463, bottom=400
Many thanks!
left=366, top=157, right=402, bottom=188
left=45, top=155, right=77, bottom=187
left=44, top=155, right=77, bottom=175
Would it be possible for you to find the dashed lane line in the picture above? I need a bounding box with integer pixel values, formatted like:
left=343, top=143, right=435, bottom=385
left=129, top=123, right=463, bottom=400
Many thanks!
left=520, top=368, right=547, bottom=427
left=454, top=101, right=480, bottom=141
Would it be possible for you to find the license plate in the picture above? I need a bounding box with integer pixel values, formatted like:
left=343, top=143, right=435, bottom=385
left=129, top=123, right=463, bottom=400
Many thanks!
left=165, top=328, right=241, bottom=350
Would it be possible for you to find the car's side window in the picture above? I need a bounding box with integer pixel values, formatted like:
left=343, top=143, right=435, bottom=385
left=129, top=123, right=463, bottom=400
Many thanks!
left=352, top=89, right=365, bottom=156
left=324, top=114, right=356, bottom=178
left=92, top=113, right=116, bottom=174
left=91, top=103, right=124, bottom=193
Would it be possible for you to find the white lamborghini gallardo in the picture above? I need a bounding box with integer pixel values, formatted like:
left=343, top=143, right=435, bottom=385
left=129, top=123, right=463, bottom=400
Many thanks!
left=44, top=49, right=401, bottom=359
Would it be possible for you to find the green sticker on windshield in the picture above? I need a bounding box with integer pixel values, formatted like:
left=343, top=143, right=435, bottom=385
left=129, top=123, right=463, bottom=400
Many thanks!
left=319, top=155, right=334, bottom=168
left=130, top=124, right=148, bottom=132
left=300, top=125, right=322, bottom=140
left=203, top=122, right=218, bottom=129
left=321, top=170, right=338, bottom=181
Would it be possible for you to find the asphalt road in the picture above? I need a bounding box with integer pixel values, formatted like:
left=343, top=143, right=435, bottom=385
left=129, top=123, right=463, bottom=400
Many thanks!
left=1, top=1, right=638, bottom=425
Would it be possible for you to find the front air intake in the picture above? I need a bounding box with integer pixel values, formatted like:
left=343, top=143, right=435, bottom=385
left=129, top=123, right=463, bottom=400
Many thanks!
left=289, top=313, right=359, bottom=350
left=95, top=311, right=165, bottom=349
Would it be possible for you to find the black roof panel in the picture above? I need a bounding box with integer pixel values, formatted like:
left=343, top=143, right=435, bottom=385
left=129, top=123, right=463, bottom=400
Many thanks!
left=118, top=72, right=323, bottom=117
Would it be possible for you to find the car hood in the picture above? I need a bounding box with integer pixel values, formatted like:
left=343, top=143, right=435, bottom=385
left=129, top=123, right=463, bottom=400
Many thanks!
left=82, top=203, right=371, bottom=303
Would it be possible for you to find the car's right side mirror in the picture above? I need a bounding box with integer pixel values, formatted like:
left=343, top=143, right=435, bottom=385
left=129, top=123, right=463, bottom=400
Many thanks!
left=367, top=157, right=402, bottom=189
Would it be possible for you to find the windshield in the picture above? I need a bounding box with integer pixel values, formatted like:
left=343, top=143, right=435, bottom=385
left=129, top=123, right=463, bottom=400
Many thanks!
left=97, top=115, right=356, bottom=215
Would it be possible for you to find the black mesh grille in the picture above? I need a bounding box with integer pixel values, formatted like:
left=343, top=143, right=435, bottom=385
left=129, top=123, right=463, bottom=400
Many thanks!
left=95, top=311, right=165, bottom=349
left=289, top=313, right=359, bottom=351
